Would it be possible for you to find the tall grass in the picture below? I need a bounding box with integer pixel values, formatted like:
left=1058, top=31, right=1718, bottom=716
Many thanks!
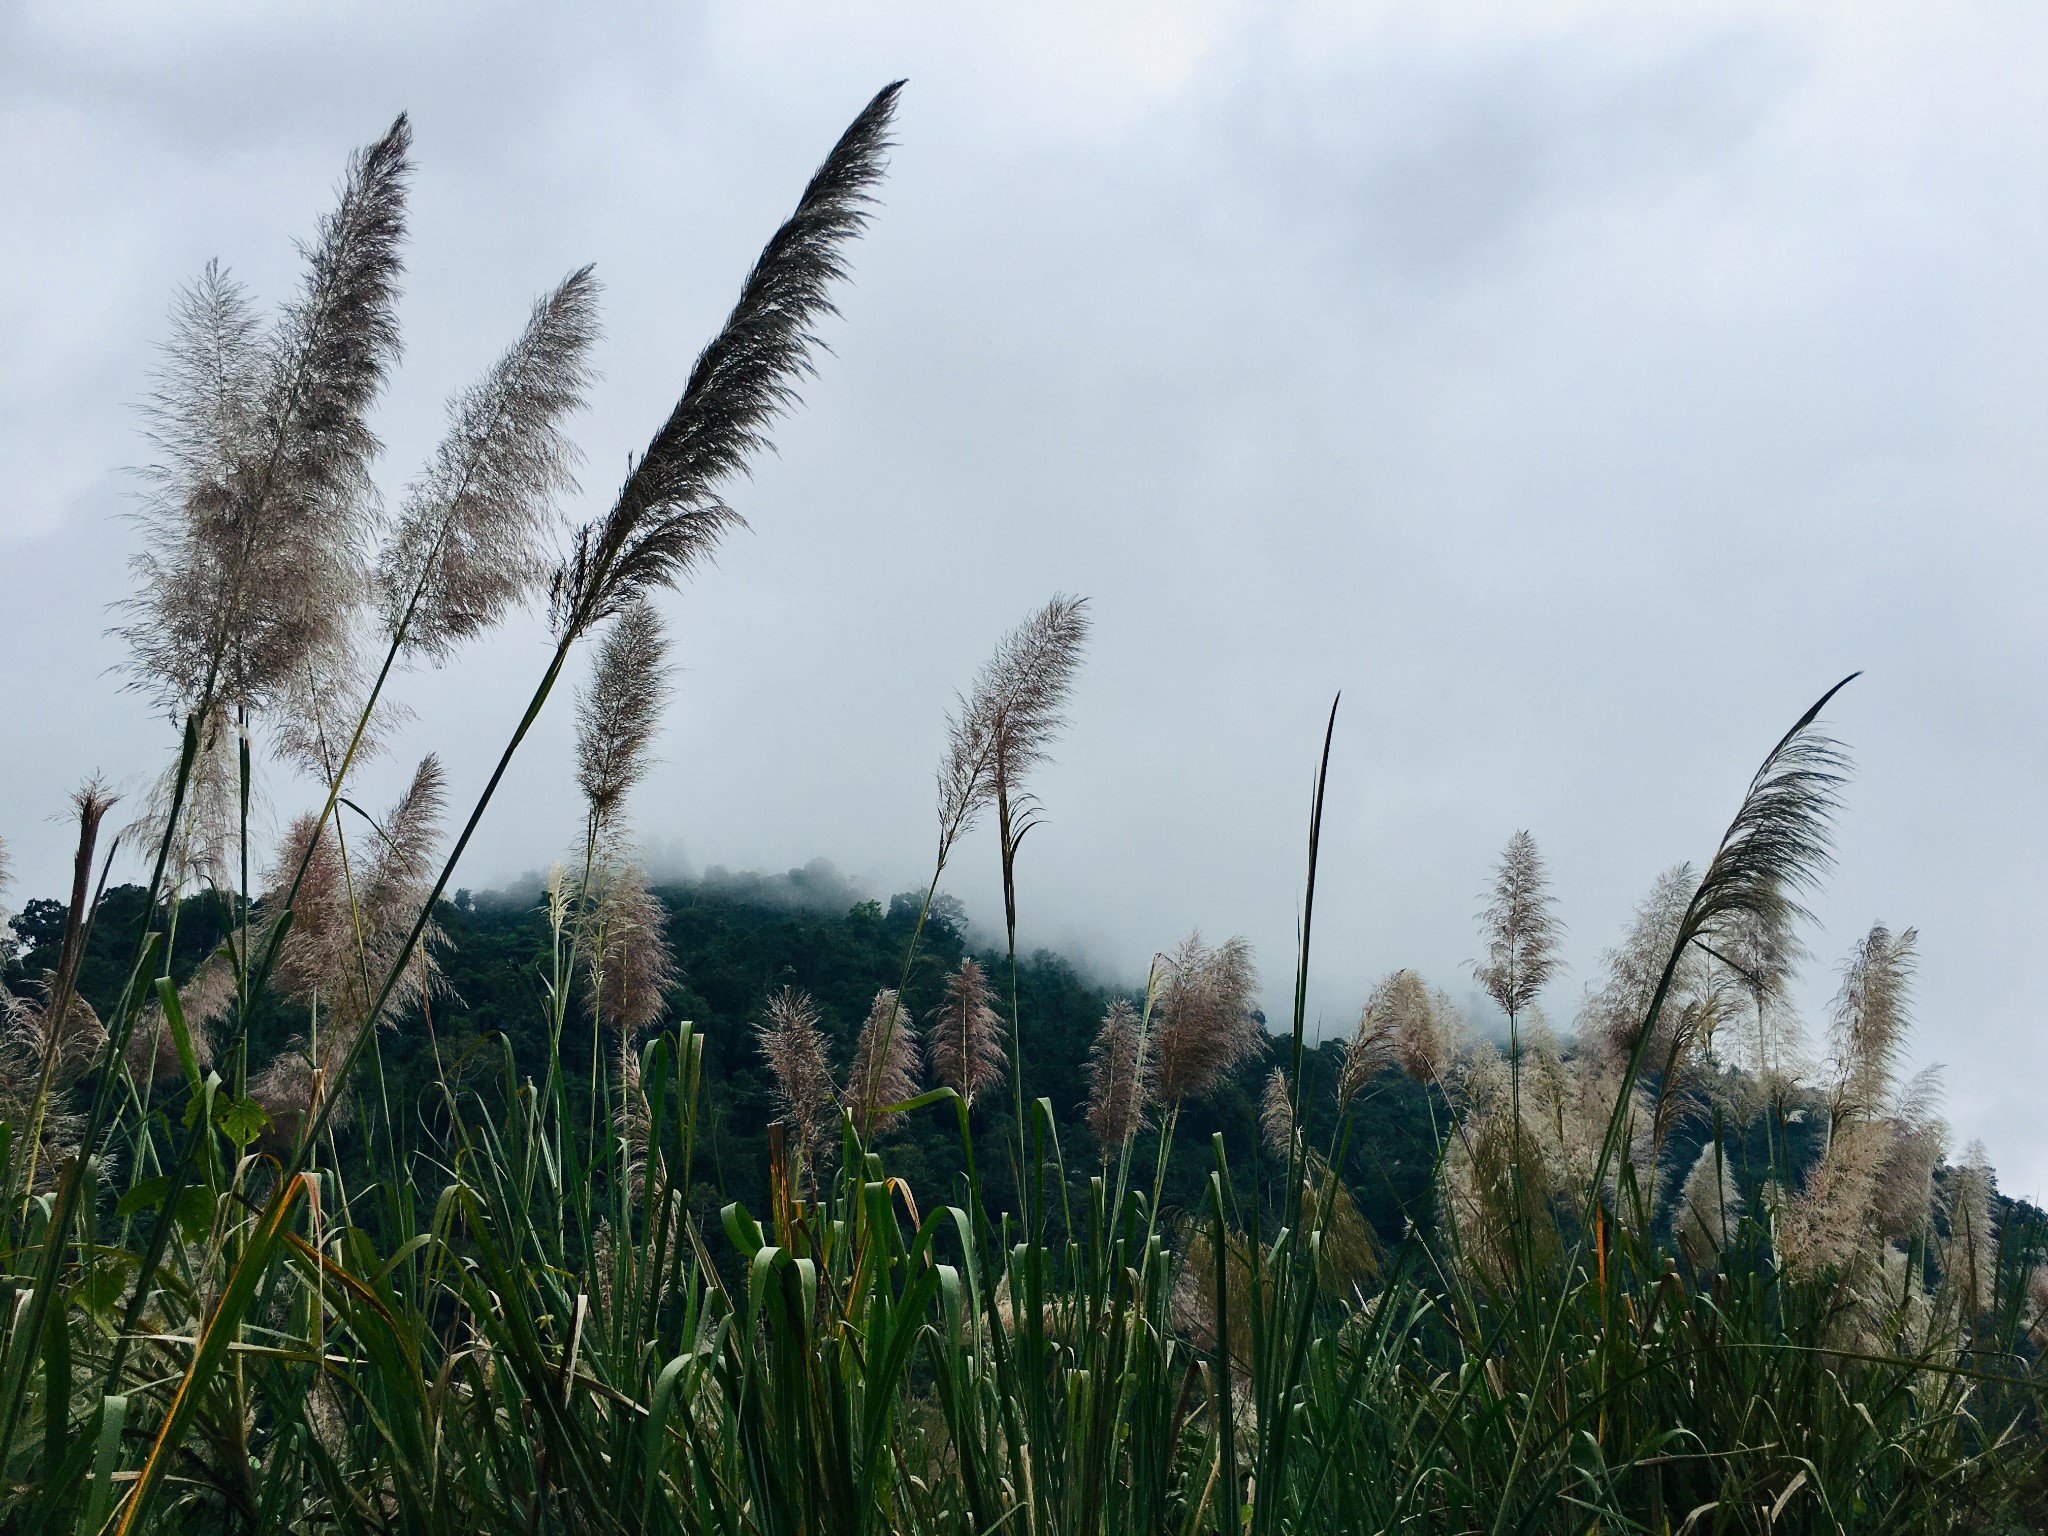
left=2, top=87, right=2045, bottom=1535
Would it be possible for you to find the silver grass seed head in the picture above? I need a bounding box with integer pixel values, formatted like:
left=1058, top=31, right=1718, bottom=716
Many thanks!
left=128, top=952, right=237, bottom=1084
left=125, top=702, right=247, bottom=892
left=575, top=598, right=671, bottom=842
left=581, top=863, right=675, bottom=1039
left=120, top=117, right=410, bottom=722
left=844, top=986, right=920, bottom=1138
left=1941, top=1142, right=1999, bottom=1321
left=1828, top=923, right=1918, bottom=1128
left=615, top=1033, right=656, bottom=1202
left=1362, top=968, right=1453, bottom=1088
left=1337, top=995, right=1397, bottom=1111
left=1673, top=1139, right=1743, bottom=1265
left=381, top=267, right=601, bottom=662
left=551, top=84, right=900, bottom=638
left=928, top=955, right=1004, bottom=1107
left=756, top=986, right=836, bottom=1162
left=259, top=751, right=449, bottom=1072
left=1151, top=932, right=1261, bottom=1106
left=1086, top=997, right=1148, bottom=1152
left=1474, top=830, right=1562, bottom=1023
left=1260, top=1067, right=1296, bottom=1160
left=936, top=593, right=1091, bottom=855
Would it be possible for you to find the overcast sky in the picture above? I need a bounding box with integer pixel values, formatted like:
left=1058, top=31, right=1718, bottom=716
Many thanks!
left=5, top=3, right=2046, bottom=1194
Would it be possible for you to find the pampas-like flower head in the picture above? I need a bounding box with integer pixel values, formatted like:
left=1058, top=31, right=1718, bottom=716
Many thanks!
left=575, top=597, right=671, bottom=845
left=249, top=754, right=448, bottom=1140
left=379, top=267, right=601, bottom=662
left=1338, top=990, right=1398, bottom=1110
left=122, top=118, right=411, bottom=719
left=1151, top=932, right=1261, bottom=1105
left=935, top=593, right=1091, bottom=859
left=1361, top=968, right=1454, bottom=1087
left=844, top=987, right=920, bottom=1138
left=128, top=952, right=237, bottom=1084
left=928, top=956, right=1004, bottom=1107
left=1474, top=830, right=1562, bottom=1023
left=582, top=863, right=675, bottom=1039
left=1827, top=923, right=1918, bottom=1131
left=1260, top=1066, right=1296, bottom=1159
left=756, top=986, right=837, bottom=1162
left=1673, top=1139, right=1743, bottom=1266
left=551, top=84, right=900, bottom=637
left=1086, top=998, right=1147, bottom=1152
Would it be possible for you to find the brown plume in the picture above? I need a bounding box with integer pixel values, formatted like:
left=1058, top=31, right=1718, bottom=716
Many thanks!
left=756, top=986, right=837, bottom=1162
left=581, top=864, right=676, bottom=1039
left=844, top=988, right=921, bottom=1138
left=935, top=593, right=1091, bottom=864
left=1151, top=933, right=1261, bottom=1105
left=928, top=956, right=1005, bottom=1107
left=575, top=598, right=671, bottom=845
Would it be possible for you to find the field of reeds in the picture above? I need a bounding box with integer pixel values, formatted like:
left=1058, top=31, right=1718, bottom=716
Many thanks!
left=2, top=82, right=2045, bottom=1533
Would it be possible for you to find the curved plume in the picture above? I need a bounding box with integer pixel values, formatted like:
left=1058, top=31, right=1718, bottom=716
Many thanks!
left=122, top=117, right=412, bottom=718
left=249, top=753, right=448, bottom=1141
left=935, top=593, right=1091, bottom=862
left=380, top=267, right=601, bottom=661
left=551, top=83, right=901, bottom=637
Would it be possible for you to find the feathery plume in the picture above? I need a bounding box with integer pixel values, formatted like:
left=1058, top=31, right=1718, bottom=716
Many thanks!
left=0, top=997, right=85, bottom=1196
left=127, top=953, right=237, bottom=1084
left=379, top=268, right=602, bottom=661
left=1151, top=933, right=1261, bottom=1105
left=1871, top=1067, right=1947, bottom=1242
left=122, top=118, right=411, bottom=718
left=1338, top=993, right=1397, bottom=1110
left=1361, top=969, right=1454, bottom=1087
left=844, top=988, right=920, bottom=1138
left=615, top=1033, right=654, bottom=1202
left=1260, top=1067, right=1296, bottom=1159
left=551, top=84, right=900, bottom=637
left=249, top=754, right=448, bottom=1140
left=1580, top=866, right=1703, bottom=1069
left=756, top=986, right=837, bottom=1163
left=1475, top=831, right=1562, bottom=1024
left=574, top=598, right=671, bottom=845
left=1827, top=924, right=1918, bottom=1133
left=1086, top=998, right=1148, bottom=1152
left=1778, top=1118, right=1889, bottom=1280
left=1673, top=1139, right=1742, bottom=1264
left=935, top=593, right=1091, bottom=864
left=1940, top=1142, right=1998, bottom=1322
left=127, top=703, right=248, bottom=891
left=582, top=863, right=675, bottom=1039
left=928, top=956, right=1004, bottom=1107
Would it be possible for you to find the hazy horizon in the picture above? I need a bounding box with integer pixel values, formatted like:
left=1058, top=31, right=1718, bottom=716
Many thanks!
left=5, top=3, right=2046, bottom=1196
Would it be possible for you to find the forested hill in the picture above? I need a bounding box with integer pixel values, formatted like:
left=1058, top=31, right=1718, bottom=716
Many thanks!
left=2, top=878, right=1447, bottom=1235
